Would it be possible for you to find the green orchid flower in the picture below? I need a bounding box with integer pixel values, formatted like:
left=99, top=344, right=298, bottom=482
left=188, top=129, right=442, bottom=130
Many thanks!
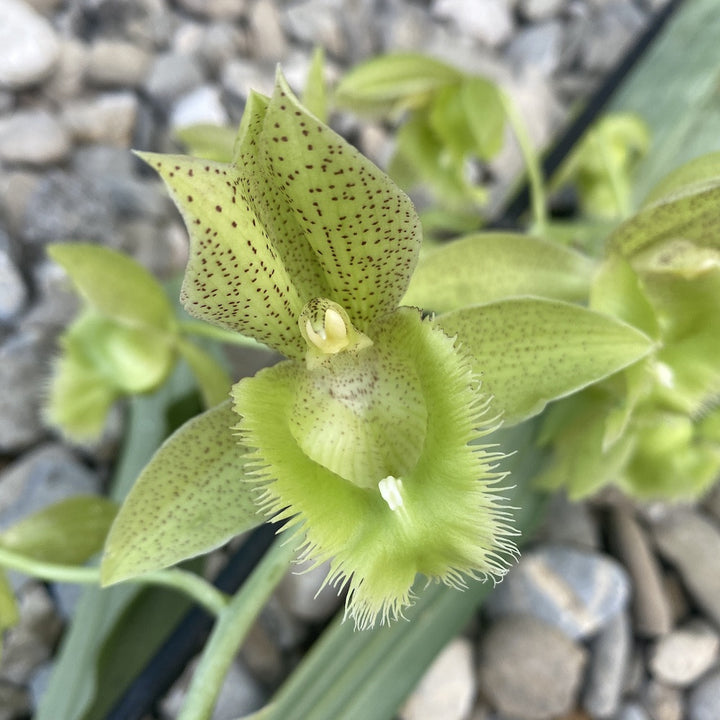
left=100, top=71, right=652, bottom=628
left=46, top=243, right=231, bottom=442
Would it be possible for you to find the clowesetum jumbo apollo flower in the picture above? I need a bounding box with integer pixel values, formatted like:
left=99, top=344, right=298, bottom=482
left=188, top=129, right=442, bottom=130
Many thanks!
left=102, top=70, right=652, bottom=628
left=134, top=71, right=517, bottom=627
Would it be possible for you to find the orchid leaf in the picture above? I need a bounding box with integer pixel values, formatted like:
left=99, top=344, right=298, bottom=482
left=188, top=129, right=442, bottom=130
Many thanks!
left=101, top=401, right=261, bottom=584
left=0, top=497, right=117, bottom=565
left=403, top=233, right=595, bottom=313
left=334, top=52, right=462, bottom=116
left=438, top=298, right=654, bottom=425
left=176, top=337, right=231, bottom=408
left=48, top=243, right=175, bottom=332
left=175, top=124, right=236, bottom=163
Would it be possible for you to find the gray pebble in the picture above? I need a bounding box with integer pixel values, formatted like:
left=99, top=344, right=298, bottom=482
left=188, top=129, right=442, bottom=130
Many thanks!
left=641, top=679, right=684, bottom=720
left=221, top=59, right=275, bottom=101
left=651, top=509, right=720, bottom=628
left=44, top=38, right=88, bottom=103
left=701, top=480, right=720, bottom=525
left=143, top=52, right=206, bottom=107
left=433, top=0, right=514, bottom=48
left=282, top=0, right=349, bottom=59
left=61, top=91, right=139, bottom=146
left=582, top=611, right=631, bottom=718
left=477, top=614, right=587, bottom=720
left=615, top=701, right=651, bottom=720
left=86, top=40, right=152, bottom=88
left=0, top=0, right=60, bottom=89
left=506, top=22, right=564, bottom=77
left=0, top=443, right=101, bottom=529
left=277, top=559, right=342, bottom=623
left=486, top=544, right=630, bottom=639
left=0, top=680, right=31, bottom=720
left=0, top=227, right=28, bottom=322
left=518, top=0, right=565, bottom=21
left=170, top=84, right=229, bottom=131
left=400, top=638, right=475, bottom=720
left=582, top=2, right=647, bottom=72
left=608, top=506, right=672, bottom=637
left=0, top=110, right=71, bottom=166
left=688, top=669, right=720, bottom=720
left=22, top=171, right=111, bottom=244
left=240, top=619, right=285, bottom=687
left=161, top=656, right=265, bottom=720
left=649, top=620, right=719, bottom=687
left=0, top=583, right=63, bottom=685
left=534, top=491, right=600, bottom=549
left=248, top=0, right=288, bottom=61
left=174, top=0, right=248, bottom=20
left=0, top=331, right=54, bottom=451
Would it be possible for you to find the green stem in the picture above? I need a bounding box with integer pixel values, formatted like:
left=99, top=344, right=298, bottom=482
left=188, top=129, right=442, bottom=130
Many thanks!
left=180, top=321, right=267, bottom=350
left=0, top=547, right=228, bottom=617
left=595, top=129, right=632, bottom=219
left=500, top=90, right=548, bottom=234
left=178, top=537, right=298, bottom=720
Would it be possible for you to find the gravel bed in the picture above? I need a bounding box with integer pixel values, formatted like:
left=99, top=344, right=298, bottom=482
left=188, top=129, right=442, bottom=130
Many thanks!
left=4, top=2, right=718, bottom=720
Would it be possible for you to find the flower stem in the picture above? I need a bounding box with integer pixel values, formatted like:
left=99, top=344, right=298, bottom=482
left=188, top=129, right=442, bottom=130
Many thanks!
left=500, top=90, right=548, bottom=234
left=179, top=320, right=268, bottom=350
left=178, top=537, right=298, bottom=720
left=0, top=546, right=228, bottom=617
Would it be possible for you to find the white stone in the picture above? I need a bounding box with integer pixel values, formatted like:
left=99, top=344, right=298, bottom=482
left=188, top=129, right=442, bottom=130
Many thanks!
left=62, top=92, right=138, bottom=146
left=0, top=0, right=60, bottom=89
left=0, top=109, right=71, bottom=165
left=432, top=0, right=514, bottom=48
left=174, top=0, right=247, bottom=19
left=170, top=85, right=229, bottom=131
left=400, top=638, right=476, bottom=720
left=649, top=621, right=720, bottom=687
left=519, top=0, right=564, bottom=21
left=86, top=40, right=152, bottom=88
left=249, top=0, right=287, bottom=61
left=44, top=38, right=88, bottom=102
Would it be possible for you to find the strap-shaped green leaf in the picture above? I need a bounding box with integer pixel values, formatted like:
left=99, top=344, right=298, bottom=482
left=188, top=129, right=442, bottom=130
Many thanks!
left=437, top=298, right=654, bottom=426
left=403, top=233, right=595, bottom=313
left=101, top=401, right=261, bottom=585
left=334, top=52, right=462, bottom=115
left=0, top=496, right=117, bottom=565
left=48, top=243, right=175, bottom=332
left=260, top=72, right=422, bottom=331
